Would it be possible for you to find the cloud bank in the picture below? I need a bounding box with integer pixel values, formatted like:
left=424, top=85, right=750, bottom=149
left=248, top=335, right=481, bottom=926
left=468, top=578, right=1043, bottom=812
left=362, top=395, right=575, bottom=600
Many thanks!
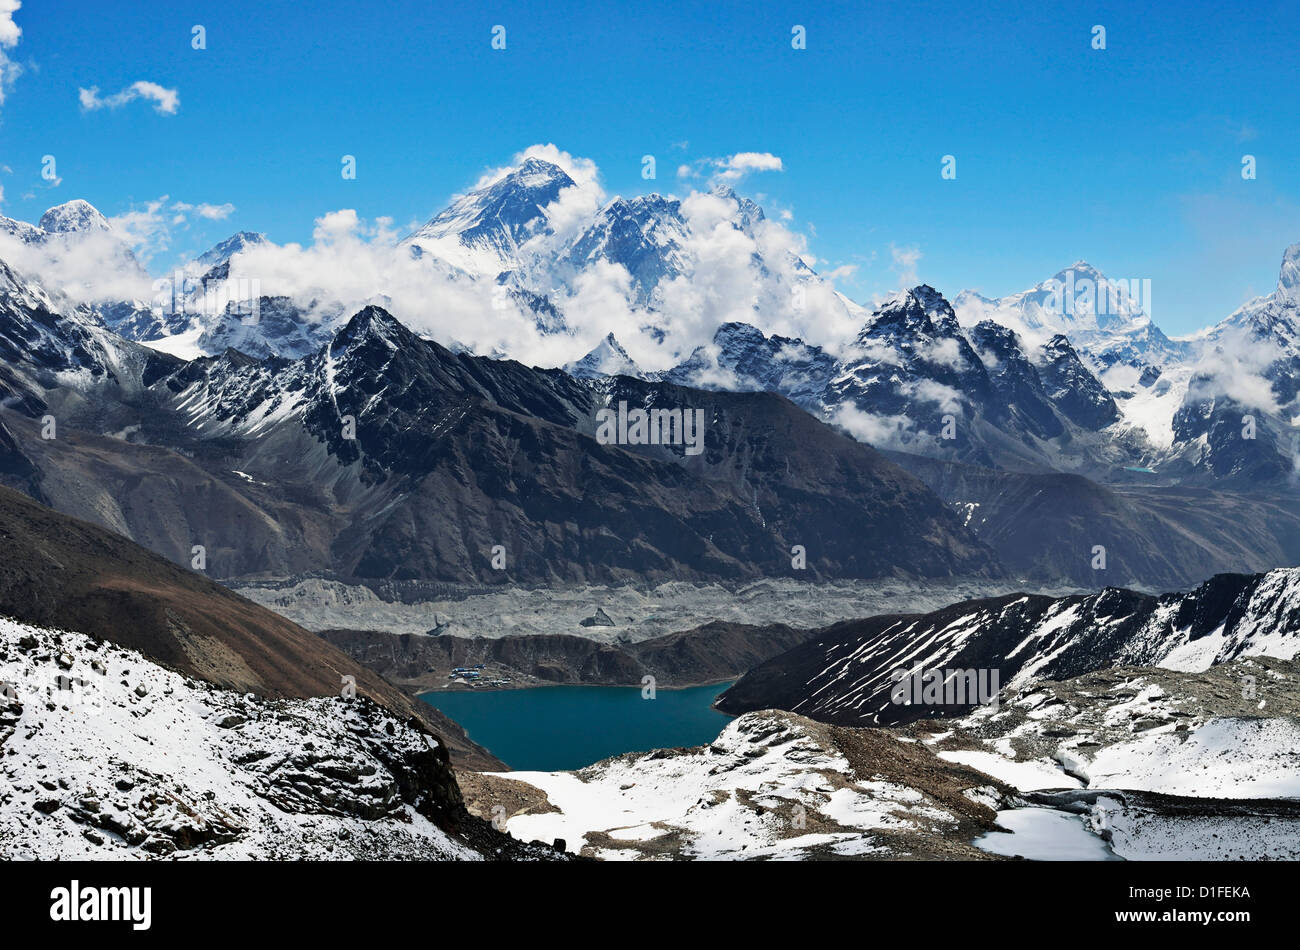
left=0, top=0, right=22, bottom=113
left=79, top=80, right=180, bottom=115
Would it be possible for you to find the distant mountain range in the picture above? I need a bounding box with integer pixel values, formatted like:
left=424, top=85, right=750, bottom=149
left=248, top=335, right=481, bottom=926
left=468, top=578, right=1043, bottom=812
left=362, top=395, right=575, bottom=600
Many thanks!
left=25, top=152, right=1283, bottom=487
left=1, top=152, right=1298, bottom=591
left=0, top=254, right=998, bottom=585
left=5, top=159, right=1297, bottom=489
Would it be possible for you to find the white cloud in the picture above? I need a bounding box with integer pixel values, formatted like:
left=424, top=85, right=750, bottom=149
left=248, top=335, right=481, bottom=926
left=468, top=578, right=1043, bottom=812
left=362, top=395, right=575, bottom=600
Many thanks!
left=890, top=243, right=922, bottom=289
left=678, top=151, right=786, bottom=188
left=921, top=337, right=965, bottom=371
left=171, top=200, right=234, bottom=221
left=529, top=168, right=605, bottom=249
left=908, top=377, right=965, bottom=414
left=108, top=197, right=172, bottom=256
left=213, top=176, right=865, bottom=374
left=1187, top=327, right=1285, bottom=416
left=2, top=147, right=867, bottom=374
left=95, top=196, right=239, bottom=264
left=467, top=143, right=599, bottom=192
left=0, top=194, right=243, bottom=301
left=79, top=80, right=180, bottom=115
left=0, top=0, right=22, bottom=112
left=828, top=403, right=936, bottom=452
left=229, top=209, right=565, bottom=358
left=717, top=152, right=783, bottom=180
left=0, top=226, right=152, bottom=304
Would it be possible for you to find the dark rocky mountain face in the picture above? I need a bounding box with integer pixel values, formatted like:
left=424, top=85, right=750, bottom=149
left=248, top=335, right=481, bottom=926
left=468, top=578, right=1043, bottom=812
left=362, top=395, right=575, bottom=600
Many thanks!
left=1171, top=390, right=1295, bottom=483
left=0, top=284, right=1001, bottom=585
left=716, top=567, right=1300, bottom=727
left=1, top=219, right=1294, bottom=594
left=665, top=285, right=1135, bottom=475
left=0, top=259, right=181, bottom=410
left=588, top=375, right=1002, bottom=582
left=1165, top=275, right=1300, bottom=485
left=285, top=316, right=1001, bottom=584
left=888, top=451, right=1300, bottom=589
left=666, top=321, right=839, bottom=407
left=1157, top=246, right=1300, bottom=483
left=833, top=287, right=1000, bottom=444
left=1036, top=334, right=1120, bottom=429
left=967, top=321, right=1064, bottom=441
left=300, top=306, right=593, bottom=480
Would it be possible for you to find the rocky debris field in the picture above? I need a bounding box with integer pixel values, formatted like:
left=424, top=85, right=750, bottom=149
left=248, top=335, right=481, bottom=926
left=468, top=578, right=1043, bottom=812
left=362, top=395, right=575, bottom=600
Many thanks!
left=236, top=576, right=1061, bottom=643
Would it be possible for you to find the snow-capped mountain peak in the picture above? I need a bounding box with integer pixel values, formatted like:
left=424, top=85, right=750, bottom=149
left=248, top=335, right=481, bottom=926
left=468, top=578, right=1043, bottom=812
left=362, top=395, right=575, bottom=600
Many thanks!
left=37, top=199, right=113, bottom=235
left=1276, top=242, right=1300, bottom=299
left=710, top=184, right=766, bottom=231
left=1213, top=242, right=1300, bottom=348
left=954, top=262, right=1180, bottom=370
left=564, top=332, right=641, bottom=379
left=403, top=158, right=578, bottom=277
left=565, top=194, right=691, bottom=305
left=859, top=284, right=963, bottom=343
left=196, top=231, right=268, bottom=272
left=331, top=304, right=413, bottom=355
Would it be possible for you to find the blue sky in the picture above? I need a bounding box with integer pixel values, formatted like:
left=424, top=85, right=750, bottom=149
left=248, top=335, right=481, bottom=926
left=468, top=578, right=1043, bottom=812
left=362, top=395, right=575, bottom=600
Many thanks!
left=1, top=0, right=1298, bottom=334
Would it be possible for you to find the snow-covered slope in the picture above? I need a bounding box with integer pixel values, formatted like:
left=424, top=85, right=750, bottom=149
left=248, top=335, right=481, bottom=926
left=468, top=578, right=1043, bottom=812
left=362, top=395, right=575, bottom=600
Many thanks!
left=469, top=709, right=1012, bottom=860
left=935, top=654, right=1300, bottom=860
left=954, top=262, right=1184, bottom=368
left=563, top=332, right=642, bottom=380
left=718, top=568, right=1300, bottom=727
left=403, top=157, right=578, bottom=279
left=0, top=616, right=484, bottom=860
left=466, top=649, right=1300, bottom=861
left=0, top=257, right=177, bottom=403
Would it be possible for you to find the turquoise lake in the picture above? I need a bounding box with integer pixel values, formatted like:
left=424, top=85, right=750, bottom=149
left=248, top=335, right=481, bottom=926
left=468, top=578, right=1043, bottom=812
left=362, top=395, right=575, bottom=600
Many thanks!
left=419, top=681, right=734, bottom=771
